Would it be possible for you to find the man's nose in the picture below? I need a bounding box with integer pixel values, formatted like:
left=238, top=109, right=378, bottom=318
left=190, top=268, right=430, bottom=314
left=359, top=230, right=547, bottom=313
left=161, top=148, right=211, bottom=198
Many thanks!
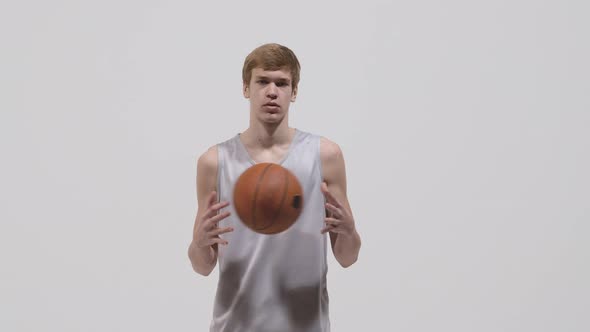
left=266, top=83, right=278, bottom=98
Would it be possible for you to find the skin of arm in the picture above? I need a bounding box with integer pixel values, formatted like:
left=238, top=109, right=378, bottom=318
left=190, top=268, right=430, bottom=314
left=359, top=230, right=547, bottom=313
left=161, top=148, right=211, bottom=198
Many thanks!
left=320, top=137, right=361, bottom=268
left=188, top=146, right=221, bottom=276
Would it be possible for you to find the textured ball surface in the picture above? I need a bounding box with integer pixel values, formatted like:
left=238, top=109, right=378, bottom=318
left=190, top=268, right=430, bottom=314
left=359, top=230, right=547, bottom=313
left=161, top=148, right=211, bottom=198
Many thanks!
left=233, top=163, right=303, bottom=234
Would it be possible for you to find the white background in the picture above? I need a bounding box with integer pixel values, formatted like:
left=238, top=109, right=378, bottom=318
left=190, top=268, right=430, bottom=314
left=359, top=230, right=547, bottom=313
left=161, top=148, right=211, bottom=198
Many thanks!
left=1, top=0, right=589, bottom=331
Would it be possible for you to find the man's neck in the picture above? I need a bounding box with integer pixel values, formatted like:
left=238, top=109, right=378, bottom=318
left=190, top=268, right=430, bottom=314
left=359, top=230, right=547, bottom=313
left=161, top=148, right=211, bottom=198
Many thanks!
left=240, top=124, right=294, bottom=150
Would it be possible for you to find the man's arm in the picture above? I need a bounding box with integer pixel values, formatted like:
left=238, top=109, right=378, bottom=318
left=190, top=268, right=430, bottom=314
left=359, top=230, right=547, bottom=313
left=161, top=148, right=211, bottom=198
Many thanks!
left=320, top=137, right=361, bottom=268
left=188, top=146, right=222, bottom=276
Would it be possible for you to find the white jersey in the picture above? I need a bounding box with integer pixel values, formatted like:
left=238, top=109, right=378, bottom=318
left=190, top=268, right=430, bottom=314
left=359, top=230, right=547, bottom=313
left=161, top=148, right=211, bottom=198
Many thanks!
left=210, top=128, right=330, bottom=332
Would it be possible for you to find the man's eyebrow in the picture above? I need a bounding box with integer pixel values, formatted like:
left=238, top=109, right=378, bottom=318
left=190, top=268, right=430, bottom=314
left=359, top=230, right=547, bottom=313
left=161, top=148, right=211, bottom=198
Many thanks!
left=254, top=75, right=291, bottom=82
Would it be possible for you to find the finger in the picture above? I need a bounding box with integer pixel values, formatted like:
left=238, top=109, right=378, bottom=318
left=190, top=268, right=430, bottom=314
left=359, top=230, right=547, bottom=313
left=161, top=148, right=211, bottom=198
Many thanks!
left=321, top=224, right=348, bottom=234
left=202, top=191, right=218, bottom=218
left=320, top=225, right=337, bottom=234
left=204, top=201, right=230, bottom=219
left=325, top=217, right=341, bottom=226
left=320, top=225, right=334, bottom=234
left=325, top=203, right=343, bottom=219
left=207, top=237, right=229, bottom=246
left=205, top=211, right=231, bottom=229
left=208, top=209, right=231, bottom=223
left=207, top=191, right=217, bottom=207
left=209, top=226, right=234, bottom=236
left=210, top=201, right=230, bottom=213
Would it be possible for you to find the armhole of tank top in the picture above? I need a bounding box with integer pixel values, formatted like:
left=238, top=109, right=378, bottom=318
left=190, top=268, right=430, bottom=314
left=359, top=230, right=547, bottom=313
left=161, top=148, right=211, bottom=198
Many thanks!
left=317, top=135, right=323, bottom=184
left=317, top=134, right=329, bottom=308
left=317, top=135, right=326, bottom=215
left=216, top=143, right=222, bottom=202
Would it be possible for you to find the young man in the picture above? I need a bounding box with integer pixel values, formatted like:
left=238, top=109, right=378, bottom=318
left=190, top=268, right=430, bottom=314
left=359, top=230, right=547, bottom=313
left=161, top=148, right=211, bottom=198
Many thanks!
left=188, top=43, right=361, bottom=332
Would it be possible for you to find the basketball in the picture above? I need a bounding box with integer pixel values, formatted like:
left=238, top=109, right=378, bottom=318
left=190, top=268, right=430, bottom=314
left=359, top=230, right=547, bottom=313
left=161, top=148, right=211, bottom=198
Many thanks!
left=233, top=163, right=303, bottom=234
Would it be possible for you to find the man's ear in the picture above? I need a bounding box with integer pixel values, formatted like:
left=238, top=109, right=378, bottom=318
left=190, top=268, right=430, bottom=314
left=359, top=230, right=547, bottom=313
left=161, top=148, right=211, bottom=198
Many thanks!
left=290, top=87, right=297, bottom=102
left=243, top=83, right=250, bottom=98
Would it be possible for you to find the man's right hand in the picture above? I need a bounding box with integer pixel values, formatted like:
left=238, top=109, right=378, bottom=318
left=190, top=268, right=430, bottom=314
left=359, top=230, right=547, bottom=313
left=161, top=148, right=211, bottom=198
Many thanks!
left=194, top=191, right=234, bottom=248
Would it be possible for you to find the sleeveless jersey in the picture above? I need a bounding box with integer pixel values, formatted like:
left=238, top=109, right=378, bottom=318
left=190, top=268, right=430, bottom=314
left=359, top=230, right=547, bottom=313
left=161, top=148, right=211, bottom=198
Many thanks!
left=210, top=128, right=330, bottom=332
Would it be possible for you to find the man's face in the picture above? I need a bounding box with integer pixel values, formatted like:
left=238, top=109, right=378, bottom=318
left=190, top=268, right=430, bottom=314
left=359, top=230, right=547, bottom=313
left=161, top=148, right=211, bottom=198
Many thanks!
left=243, top=67, right=297, bottom=123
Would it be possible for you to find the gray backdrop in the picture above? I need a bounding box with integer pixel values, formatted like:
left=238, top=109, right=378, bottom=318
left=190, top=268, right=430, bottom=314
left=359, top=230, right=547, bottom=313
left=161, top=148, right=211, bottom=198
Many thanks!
left=1, top=0, right=588, bottom=331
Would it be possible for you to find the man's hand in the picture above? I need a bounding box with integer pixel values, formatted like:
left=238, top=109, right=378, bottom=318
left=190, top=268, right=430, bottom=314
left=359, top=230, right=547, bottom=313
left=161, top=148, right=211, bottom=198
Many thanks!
left=194, top=191, right=234, bottom=248
left=320, top=182, right=356, bottom=235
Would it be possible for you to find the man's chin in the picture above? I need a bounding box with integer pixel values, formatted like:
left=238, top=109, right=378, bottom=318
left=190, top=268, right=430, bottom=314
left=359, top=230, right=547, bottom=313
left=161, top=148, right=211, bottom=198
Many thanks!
left=258, top=114, right=284, bottom=124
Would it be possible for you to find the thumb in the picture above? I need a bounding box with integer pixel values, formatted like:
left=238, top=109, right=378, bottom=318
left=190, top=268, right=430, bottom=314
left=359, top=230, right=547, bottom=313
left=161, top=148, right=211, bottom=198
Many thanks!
left=321, top=182, right=330, bottom=197
left=207, top=190, right=217, bottom=207
left=321, top=182, right=336, bottom=205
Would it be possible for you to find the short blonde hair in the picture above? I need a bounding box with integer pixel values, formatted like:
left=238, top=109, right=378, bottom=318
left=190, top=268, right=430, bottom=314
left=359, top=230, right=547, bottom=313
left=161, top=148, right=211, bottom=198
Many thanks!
left=242, top=43, right=301, bottom=91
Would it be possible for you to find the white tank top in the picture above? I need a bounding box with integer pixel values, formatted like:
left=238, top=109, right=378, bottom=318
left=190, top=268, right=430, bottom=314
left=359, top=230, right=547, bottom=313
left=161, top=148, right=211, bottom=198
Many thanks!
left=210, top=128, right=330, bottom=332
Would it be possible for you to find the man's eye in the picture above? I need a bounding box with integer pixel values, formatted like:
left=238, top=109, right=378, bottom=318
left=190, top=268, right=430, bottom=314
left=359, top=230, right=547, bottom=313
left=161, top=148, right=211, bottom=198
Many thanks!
left=258, top=80, right=268, bottom=84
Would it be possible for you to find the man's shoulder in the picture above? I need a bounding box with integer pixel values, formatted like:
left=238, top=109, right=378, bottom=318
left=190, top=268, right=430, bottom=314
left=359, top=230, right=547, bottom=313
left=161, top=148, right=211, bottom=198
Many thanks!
left=197, top=133, right=238, bottom=165
left=197, top=145, right=218, bottom=172
left=319, top=136, right=343, bottom=163
left=319, top=135, right=346, bottom=184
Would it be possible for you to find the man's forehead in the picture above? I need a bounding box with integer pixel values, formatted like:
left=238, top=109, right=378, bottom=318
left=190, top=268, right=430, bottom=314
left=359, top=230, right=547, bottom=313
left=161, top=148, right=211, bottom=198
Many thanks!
left=252, top=68, right=292, bottom=81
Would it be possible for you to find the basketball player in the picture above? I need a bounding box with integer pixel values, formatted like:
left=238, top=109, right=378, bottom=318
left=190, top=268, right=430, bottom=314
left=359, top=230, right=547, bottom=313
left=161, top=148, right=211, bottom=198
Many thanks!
left=188, top=43, right=362, bottom=332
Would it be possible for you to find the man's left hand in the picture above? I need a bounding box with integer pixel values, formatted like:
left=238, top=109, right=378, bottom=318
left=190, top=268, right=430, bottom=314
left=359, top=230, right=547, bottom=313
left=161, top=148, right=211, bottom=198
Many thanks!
left=320, top=182, right=355, bottom=235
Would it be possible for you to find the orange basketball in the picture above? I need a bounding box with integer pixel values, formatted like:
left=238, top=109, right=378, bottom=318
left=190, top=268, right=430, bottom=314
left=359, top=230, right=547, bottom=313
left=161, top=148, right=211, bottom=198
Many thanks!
left=233, top=163, right=303, bottom=234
